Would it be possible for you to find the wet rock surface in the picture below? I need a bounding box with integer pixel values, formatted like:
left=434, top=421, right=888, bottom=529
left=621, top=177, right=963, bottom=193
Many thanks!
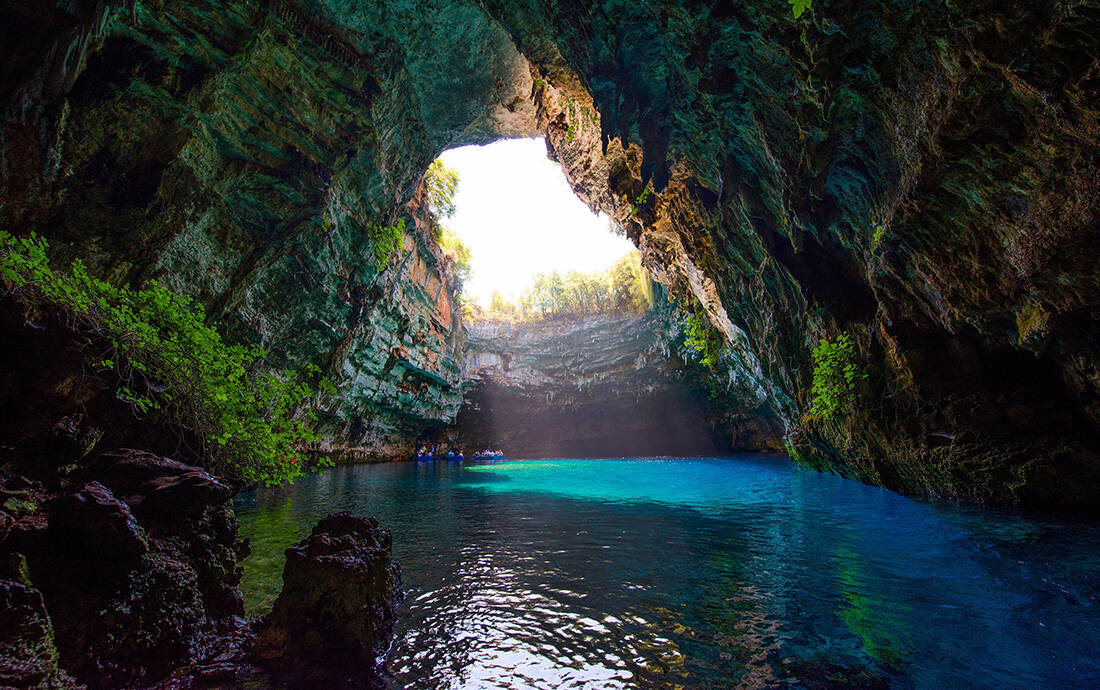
left=29, top=453, right=248, bottom=686
left=1, top=450, right=406, bottom=688
left=0, top=448, right=250, bottom=688
left=257, top=511, right=402, bottom=687
left=0, top=578, right=73, bottom=689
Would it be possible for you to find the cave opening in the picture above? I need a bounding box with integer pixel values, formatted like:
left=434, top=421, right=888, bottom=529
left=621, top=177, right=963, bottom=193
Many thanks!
left=434, top=137, right=635, bottom=311
left=421, top=138, right=756, bottom=459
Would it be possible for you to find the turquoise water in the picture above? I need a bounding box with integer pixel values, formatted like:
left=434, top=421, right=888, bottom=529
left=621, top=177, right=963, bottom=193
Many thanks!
left=235, top=456, right=1100, bottom=688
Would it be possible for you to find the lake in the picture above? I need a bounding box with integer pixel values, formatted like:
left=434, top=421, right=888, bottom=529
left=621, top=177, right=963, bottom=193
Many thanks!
left=235, top=456, right=1100, bottom=688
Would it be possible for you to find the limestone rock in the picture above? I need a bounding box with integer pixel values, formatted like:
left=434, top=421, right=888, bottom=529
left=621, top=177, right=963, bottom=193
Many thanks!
left=457, top=307, right=782, bottom=457
left=1, top=0, right=1097, bottom=512
left=257, top=511, right=402, bottom=685
left=48, top=481, right=149, bottom=559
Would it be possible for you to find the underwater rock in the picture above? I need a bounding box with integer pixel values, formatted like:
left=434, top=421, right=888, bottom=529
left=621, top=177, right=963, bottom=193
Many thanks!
left=257, top=511, right=402, bottom=685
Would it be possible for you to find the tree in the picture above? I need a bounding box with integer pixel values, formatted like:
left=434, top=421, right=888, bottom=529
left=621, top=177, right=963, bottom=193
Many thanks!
left=609, top=252, right=650, bottom=312
left=488, top=290, right=516, bottom=316
left=495, top=251, right=651, bottom=320
left=440, top=229, right=471, bottom=287
left=424, top=159, right=459, bottom=220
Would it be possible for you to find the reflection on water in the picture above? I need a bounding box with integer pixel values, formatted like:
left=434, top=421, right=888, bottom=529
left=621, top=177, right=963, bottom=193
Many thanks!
left=235, top=457, right=1100, bottom=688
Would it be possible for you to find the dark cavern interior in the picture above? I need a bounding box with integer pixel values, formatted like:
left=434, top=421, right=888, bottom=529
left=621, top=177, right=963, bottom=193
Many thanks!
left=1, top=0, right=1098, bottom=687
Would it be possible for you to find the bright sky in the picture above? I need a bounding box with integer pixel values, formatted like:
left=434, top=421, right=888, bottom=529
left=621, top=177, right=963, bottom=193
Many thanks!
left=438, top=138, right=636, bottom=307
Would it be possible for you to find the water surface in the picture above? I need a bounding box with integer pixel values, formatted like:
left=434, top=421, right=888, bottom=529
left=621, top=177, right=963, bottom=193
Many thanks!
left=235, top=456, right=1100, bottom=688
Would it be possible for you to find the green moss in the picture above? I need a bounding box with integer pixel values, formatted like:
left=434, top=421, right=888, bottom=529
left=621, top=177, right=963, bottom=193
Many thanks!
left=871, top=223, right=887, bottom=249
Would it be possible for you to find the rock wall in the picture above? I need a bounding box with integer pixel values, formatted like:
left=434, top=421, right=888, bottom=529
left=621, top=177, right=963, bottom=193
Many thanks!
left=1, top=0, right=539, bottom=459
left=0, top=293, right=403, bottom=687
left=3, top=0, right=1098, bottom=513
left=455, top=306, right=782, bottom=458
left=478, top=0, right=1100, bottom=514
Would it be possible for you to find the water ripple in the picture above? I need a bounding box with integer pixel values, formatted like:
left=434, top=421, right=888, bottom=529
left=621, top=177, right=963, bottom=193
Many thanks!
left=236, top=457, right=1100, bottom=688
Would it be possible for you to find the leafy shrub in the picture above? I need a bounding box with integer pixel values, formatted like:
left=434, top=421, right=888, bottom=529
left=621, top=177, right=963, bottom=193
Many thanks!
left=871, top=223, right=887, bottom=249
left=810, top=331, right=866, bottom=422
left=369, top=219, right=405, bottom=271
left=439, top=229, right=471, bottom=287
left=790, top=0, right=812, bottom=19
left=424, top=159, right=459, bottom=219
left=0, top=231, right=331, bottom=486
left=684, top=307, right=725, bottom=370
left=631, top=185, right=653, bottom=215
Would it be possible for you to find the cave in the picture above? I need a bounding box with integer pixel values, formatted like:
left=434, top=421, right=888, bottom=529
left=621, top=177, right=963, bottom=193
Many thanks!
left=1, top=0, right=1099, bottom=687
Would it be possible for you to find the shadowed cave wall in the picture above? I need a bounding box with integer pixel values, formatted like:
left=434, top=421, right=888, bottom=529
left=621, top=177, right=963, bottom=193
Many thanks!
left=2, top=0, right=1099, bottom=513
left=453, top=309, right=783, bottom=459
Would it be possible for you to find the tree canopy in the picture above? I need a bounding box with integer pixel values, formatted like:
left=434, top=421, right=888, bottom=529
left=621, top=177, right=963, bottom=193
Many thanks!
left=424, top=158, right=459, bottom=219
left=478, top=251, right=652, bottom=321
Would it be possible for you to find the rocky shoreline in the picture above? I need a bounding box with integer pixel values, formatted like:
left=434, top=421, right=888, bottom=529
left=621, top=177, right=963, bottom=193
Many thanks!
left=0, top=449, right=402, bottom=688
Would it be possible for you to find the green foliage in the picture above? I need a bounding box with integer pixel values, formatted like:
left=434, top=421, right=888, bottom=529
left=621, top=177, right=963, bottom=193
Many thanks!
left=564, top=98, right=598, bottom=142
left=439, top=228, right=472, bottom=288
left=790, top=0, right=812, bottom=19
left=422, top=158, right=471, bottom=290
left=810, top=331, right=866, bottom=422
left=631, top=185, right=653, bottom=215
left=0, top=232, right=329, bottom=486
left=488, top=290, right=515, bottom=317
left=608, top=251, right=652, bottom=313
left=424, top=158, right=459, bottom=219
left=684, top=307, right=725, bottom=370
left=486, top=251, right=651, bottom=320
left=871, top=223, right=887, bottom=249
left=369, top=218, right=405, bottom=271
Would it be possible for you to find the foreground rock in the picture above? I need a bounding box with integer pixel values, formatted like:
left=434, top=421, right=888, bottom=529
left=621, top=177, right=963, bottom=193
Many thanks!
left=257, top=511, right=403, bottom=687
left=0, top=448, right=251, bottom=688
left=0, top=579, right=74, bottom=688
left=2, top=452, right=405, bottom=687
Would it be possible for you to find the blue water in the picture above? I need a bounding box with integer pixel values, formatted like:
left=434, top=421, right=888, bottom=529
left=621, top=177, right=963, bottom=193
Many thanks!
left=234, top=456, right=1100, bottom=688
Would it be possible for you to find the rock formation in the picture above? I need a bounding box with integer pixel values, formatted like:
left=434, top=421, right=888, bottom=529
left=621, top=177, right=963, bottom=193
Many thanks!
left=256, top=511, right=402, bottom=687
left=0, top=288, right=405, bottom=687
left=2, top=0, right=1097, bottom=513
left=0, top=449, right=251, bottom=688
left=456, top=304, right=782, bottom=458
left=1, top=1, right=1099, bottom=683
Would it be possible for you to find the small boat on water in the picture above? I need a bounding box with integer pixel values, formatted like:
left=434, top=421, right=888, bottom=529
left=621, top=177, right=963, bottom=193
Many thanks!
left=471, top=450, right=505, bottom=461
left=417, top=449, right=465, bottom=461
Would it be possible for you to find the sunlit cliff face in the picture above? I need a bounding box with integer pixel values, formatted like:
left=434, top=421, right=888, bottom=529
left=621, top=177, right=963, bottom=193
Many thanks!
left=3, top=0, right=1098, bottom=513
